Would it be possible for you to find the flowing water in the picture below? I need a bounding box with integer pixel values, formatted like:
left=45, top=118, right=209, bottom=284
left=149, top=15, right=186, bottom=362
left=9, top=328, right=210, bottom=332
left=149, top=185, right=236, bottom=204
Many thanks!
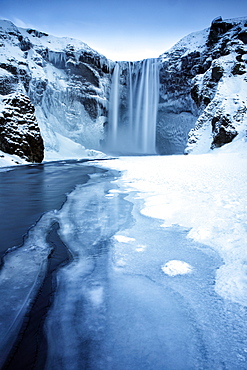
left=107, top=59, right=160, bottom=154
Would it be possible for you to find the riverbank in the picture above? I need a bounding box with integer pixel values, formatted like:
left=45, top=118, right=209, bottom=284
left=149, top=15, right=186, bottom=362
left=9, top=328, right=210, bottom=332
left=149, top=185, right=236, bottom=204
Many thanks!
left=1, top=137, right=247, bottom=369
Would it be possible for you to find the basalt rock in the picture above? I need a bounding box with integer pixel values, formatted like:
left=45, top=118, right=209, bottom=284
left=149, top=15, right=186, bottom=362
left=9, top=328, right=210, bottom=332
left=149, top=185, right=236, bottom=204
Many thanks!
left=238, top=30, right=247, bottom=44
left=211, top=115, right=238, bottom=148
left=207, top=17, right=233, bottom=47
left=0, top=93, right=44, bottom=162
left=66, top=60, right=100, bottom=87
left=232, top=62, right=246, bottom=75
left=211, top=65, right=224, bottom=82
left=26, top=29, right=49, bottom=38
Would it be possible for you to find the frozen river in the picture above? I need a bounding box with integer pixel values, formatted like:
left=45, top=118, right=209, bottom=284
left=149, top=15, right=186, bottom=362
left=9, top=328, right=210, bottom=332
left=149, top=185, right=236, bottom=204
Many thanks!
left=1, top=155, right=247, bottom=369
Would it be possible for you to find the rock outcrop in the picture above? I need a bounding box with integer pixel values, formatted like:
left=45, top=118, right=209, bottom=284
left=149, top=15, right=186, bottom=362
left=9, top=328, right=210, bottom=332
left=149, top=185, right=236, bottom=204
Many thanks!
left=0, top=19, right=111, bottom=161
left=0, top=93, right=44, bottom=162
left=158, top=16, right=247, bottom=154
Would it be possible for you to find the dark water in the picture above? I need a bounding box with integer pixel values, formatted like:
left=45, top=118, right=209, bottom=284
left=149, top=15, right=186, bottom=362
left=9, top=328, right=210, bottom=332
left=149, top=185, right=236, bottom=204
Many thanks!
left=3, top=223, right=72, bottom=370
left=0, top=160, right=107, bottom=259
left=0, top=159, right=113, bottom=369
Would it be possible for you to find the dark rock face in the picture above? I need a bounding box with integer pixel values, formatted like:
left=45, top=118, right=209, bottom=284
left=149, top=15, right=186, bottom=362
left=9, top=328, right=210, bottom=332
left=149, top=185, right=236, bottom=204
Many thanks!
left=191, top=76, right=218, bottom=109
left=207, top=17, right=233, bottom=47
left=19, top=36, right=32, bottom=51
left=0, top=71, right=18, bottom=95
left=157, top=51, right=199, bottom=154
left=26, top=29, right=49, bottom=38
left=232, top=62, right=246, bottom=75
left=211, top=114, right=238, bottom=148
left=0, top=60, right=31, bottom=94
left=79, top=52, right=109, bottom=74
left=238, top=30, right=247, bottom=44
left=0, top=93, right=44, bottom=162
left=66, top=60, right=100, bottom=87
left=211, top=65, right=224, bottom=82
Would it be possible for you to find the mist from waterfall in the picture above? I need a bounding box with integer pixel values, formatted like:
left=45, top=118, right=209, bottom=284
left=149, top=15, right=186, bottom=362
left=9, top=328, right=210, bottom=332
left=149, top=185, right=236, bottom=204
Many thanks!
left=107, top=59, right=160, bottom=154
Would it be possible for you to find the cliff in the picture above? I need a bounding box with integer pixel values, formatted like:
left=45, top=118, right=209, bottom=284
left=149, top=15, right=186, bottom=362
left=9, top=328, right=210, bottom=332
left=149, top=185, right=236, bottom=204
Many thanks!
left=0, top=17, right=247, bottom=162
left=158, top=16, right=247, bottom=154
left=0, top=19, right=111, bottom=162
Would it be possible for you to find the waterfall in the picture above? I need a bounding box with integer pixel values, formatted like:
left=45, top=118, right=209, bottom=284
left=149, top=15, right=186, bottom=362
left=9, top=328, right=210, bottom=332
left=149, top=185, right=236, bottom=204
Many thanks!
left=108, top=63, right=120, bottom=149
left=107, top=59, right=160, bottom=154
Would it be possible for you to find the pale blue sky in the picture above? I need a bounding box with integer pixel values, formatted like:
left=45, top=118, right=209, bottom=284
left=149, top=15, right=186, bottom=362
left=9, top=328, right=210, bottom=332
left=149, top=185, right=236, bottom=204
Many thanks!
left=1, top=0, right=247, bottom=61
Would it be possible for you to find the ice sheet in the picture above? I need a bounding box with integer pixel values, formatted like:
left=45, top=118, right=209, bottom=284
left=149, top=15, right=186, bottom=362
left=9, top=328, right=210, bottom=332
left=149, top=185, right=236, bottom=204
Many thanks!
left=96, top=141, right=247, bottom=306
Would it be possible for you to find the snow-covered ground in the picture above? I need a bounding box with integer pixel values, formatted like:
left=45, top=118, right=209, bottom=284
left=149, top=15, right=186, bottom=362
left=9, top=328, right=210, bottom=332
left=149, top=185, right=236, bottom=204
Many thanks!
left=0, top=150, right=28, bottom=167
left=96, top=137, right=247, bottom=306
left=0, top=136, right=108, bottom=168
left=43, top=133, right=109, bottom=161
left=1, top=137, right=247, bottom=368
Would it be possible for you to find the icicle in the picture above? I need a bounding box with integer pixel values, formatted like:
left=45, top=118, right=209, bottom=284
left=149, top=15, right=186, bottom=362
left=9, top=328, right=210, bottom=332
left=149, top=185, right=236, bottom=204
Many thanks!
left=48, top=51, right=66, bottom=68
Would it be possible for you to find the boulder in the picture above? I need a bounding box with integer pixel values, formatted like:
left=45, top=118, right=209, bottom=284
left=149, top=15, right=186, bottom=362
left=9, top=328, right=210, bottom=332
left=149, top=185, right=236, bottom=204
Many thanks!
left=211, top=115, right=238, bottom=148
left=232, top=62, right=246, bottom=75
left=0, top=93, right=44, bottom=162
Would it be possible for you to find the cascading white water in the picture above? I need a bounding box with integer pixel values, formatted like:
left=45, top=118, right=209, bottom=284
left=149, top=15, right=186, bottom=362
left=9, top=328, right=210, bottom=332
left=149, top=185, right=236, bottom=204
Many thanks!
left=107, top=59, right=160, bottom=154
left=108, top=63, right=120, bottom=149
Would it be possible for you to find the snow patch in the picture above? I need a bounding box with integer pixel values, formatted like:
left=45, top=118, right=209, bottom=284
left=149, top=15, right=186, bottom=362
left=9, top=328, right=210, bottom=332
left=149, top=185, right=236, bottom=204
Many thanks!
left=0, top=150, right=28, bottom=169
left=114, top=235, right=135, bottom=243
left=88, top=286, right=104, bottom=307
left=162, top=260, right=193, bottom=276
left=42, top=133, right=107, bottom=162
left=160, top=27, right=210, bottom=60
left=135, top=244, right=147, bottom=252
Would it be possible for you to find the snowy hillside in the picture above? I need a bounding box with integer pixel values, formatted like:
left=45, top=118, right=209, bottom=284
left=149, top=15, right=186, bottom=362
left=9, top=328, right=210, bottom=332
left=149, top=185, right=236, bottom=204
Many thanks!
left=158, top=16, right=247, bottom=154
left=0, top=20, right=111, bottom=162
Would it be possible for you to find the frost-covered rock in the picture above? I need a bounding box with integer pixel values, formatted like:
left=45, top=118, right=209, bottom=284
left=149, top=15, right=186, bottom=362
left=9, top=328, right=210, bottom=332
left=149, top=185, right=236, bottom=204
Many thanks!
left=0, top=19, right=111, bottom=161
left=187, top=18, right=247, bottom=153
left=0, top=93, right=44, bottom=162
left=159, top=16, right=247, bottom=154
left=157, top=27, right=210, bottom=154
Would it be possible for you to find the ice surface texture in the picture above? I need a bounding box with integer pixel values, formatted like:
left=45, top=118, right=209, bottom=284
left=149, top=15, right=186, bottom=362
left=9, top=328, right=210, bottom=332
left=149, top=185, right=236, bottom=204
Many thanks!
left=1, top=154, right=247, bottom=368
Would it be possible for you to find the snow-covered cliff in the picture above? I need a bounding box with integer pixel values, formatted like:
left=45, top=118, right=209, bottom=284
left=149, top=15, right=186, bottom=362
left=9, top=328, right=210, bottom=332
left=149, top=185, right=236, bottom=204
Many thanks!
left=0, top=92, right=44, bottom=162
left=158, top=16, right=247, bottom=154
left=0, top=19, right=111, bottom=161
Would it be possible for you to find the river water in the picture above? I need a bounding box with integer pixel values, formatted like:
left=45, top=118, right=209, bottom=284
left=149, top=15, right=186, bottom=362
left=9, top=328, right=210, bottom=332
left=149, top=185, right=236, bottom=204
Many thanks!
left=0, top=160, right=106, bottom=258
left=0, top=159, right=247, bottom=369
